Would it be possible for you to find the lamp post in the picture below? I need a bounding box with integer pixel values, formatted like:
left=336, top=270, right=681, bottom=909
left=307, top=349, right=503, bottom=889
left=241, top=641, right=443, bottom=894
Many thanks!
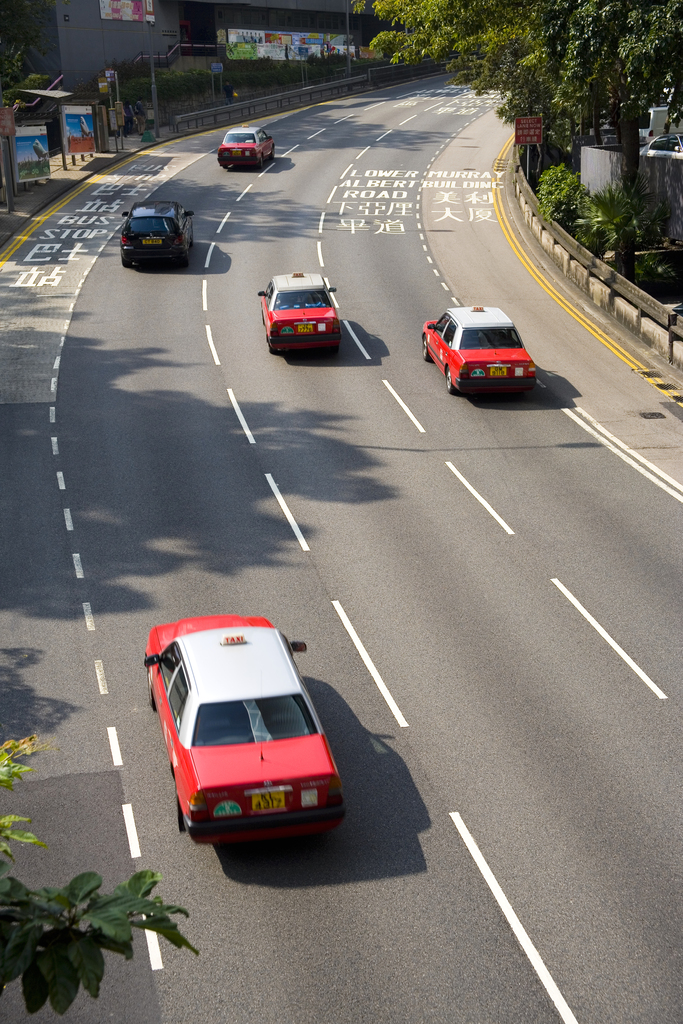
left=146, top=15, right=159, bottom=138
left=0, top=77, right=14, bottom=213
left=345, top=0, right=351, bottom=78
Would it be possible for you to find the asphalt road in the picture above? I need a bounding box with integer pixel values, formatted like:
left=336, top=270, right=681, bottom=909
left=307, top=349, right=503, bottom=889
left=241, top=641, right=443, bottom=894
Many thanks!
left=2, top=77, right=683, bottom=1024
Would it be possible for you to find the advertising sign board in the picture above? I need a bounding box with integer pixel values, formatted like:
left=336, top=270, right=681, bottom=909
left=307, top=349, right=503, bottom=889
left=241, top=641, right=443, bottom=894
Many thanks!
left=15, top=125, right=50, bottom=181
left=62, top=106, right=96, bottom=156
left=99, top=0, right=143, bottom=21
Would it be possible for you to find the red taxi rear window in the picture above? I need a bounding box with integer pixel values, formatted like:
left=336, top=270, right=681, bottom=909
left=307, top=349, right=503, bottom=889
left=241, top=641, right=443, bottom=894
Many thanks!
left=193, top=695, right=316, bottom=746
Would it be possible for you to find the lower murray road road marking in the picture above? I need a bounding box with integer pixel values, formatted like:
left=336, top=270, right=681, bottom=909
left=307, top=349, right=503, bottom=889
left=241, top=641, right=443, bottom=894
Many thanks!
left=382, top=380, right=425, bottom=432
left=265, top=474, right=310, bottom=551
left=551, top=578, right=667, bottom=699
left=122, top=803, right=141, bottom=858
left=204, top=242, right=215, bottom=269
left=564, top=408, right=683, bottom=504
left=205, top=325, right=220, bottom=365
left=83, top=602, right=95, bottom=631
left=227, top=388, right=255, bottom=443
left=95, top=660, right=108, bottom=694
left=107, top=727, right=123, bottom=766
left=449, top=813, right=580, bottom=1024
left=332, top=601, right=408, bottom=727
left=344, top=320, right=370, bottom=360
left=445, top=461, right=515, bottom=535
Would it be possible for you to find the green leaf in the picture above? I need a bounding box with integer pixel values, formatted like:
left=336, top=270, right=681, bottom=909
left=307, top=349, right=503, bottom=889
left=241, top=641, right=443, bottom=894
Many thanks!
left=37, top=945, right=80, bottom=1015
left=116, top=869, right=161, bottom=899
left=63, top=872, right=102, bottom=906
left=2, top=922, right=42, bottom=980
left=68, top=936, right=104, bottom=998
left=22, top=959, right=49, bottom=1013
left=82, top=905, right=132, bottom=943
left=132, top=917, right=199, bottom=955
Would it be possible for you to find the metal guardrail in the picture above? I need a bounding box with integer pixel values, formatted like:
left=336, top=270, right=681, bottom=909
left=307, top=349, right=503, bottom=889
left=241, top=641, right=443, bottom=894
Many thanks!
left=513, top=152, right=683, bottom=357
left=169, top=61, right=449, bottom=134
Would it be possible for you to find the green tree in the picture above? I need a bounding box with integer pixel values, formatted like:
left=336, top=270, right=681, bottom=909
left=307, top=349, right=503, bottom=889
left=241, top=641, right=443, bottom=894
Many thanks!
left=0, top=0, right=57, bottom=89
left=537, top=164, right=586, bottom=229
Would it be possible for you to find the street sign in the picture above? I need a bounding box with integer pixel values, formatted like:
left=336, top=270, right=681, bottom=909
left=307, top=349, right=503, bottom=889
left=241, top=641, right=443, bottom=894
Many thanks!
left=0, top=107, right=16, bottom=137
left=98, top=78, right=109, bottom=94
left=515, top=116, right=542, bottom=145
left=210, top=62, right=224, bottom=73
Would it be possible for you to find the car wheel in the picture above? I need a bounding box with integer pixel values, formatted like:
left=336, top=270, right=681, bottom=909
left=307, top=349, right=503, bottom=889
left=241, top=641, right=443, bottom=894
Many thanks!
left=176, top=795, right=186, bottom=833
left=121, top=254, right=133, bottom=268
left=422, top=333, right=433, bottom=362
left=270, top=145, right=275, bottom=161
left=328, top=345, right=340, bottom=356
left=267, top=333, right=277, bottom=353
left=178, top=253, right=189, bottom=268
left=148, top=675, right=157, bottom=712
left=445, top=365, right=457, bottom=394
left=257, top=154, right=263, bottom=170
left=189, top=229, right=194, bottom=248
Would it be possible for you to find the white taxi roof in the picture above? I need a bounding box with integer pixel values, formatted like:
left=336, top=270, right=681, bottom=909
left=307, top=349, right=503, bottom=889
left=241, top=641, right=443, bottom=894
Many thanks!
left=447, top=306, right=515, bottom=330
left=272, top=273, right=326, bottom=292
left=178, top=626, right=302, bottom=704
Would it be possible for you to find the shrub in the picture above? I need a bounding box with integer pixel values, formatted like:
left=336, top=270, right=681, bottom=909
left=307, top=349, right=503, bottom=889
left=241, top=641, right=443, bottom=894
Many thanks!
left=536, top=164, right=586, bottom=231
left=3, top=73, right=50, bottom=107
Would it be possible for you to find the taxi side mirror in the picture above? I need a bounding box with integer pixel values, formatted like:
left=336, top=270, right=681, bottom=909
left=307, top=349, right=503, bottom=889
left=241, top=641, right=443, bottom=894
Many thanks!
left=186, top=210, right=194, bottom=217
left=144, top=653, right=160, bottom=667
left=427, top=322, right=437, bottom=329
left=258, top=290, right=266, bottom=296
left=328, top=286, right=337, bottom=293
left=122, top=211, right=129, bottom=216
left=290, top=641, right=307, bottom=653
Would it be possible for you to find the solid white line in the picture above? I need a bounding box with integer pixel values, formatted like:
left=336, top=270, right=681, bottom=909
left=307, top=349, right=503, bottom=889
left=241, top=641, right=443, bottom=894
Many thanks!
left=446, top=461, right=514, bottom=535
left=281, top=145, right=299, bottom=157
left=449, top=813, right=579, bottom=1024
left=265, top=474, right=310, bottom=551
left=365, top=101, right=385, bottom=110
left=376, top=130, right=392, bottom=141
left=424, top=102, right=442, bottom=111
left=318, top=211, right=325, bottom=234
left=343, top=320, right=370, bottom=360
left=202, top=279, right=207, bottom=311
left=562, top=408, right=683, bottom=505
left=551, top=578, right=667, bottom=699
left=382, top=380, right=425, bottom=432
left=356, top=146, right=370, bottom=159
left=122, top=803, right=141, bottom=858
left=72, top=553, right=84, bottom=579
left=49, top=407, right=55, bottom=423
left=331, top=601, right=408, bottom=727
left=227, top=389, right=255, bottom=444
left=340, top=162, right=353, bottom=178
left=399, top=115, right=417, bottom=125
left=326, top=186, right=337, bottom=203
left=205, top=325, right=220, bottom=365
left=95, top=660, right=108, bottom=694
left=317, top=240, right=324, bottom=267
left=83, top=602, right=95, bottom=631
left=216, top=211, right=231, bottom=233
left=51, top=437, right=59, bottom=455
left=236, top=183, right=253, bottom=201
left=573, top=406, right=683, bottom=494
left=334, top=113, right=353, bottom=123
left=323, top=276, right=339, bottom=309
left=107, top=726, right=123, bottom=766
left=63, top=508, right=73, bottom=531
left=258, top=162, right=274, bottom=177
left=145, top=929, right=164, bottom=971
left=204, top=242, right=215, bottom=268
left=57, top=471, right=65, bottom=490
left=308, top=128, right=326, bottom=138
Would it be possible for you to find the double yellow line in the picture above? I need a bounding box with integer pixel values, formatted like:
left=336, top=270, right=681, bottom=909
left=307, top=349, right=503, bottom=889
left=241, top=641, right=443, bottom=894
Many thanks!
left=492, top=135, right=646, bottom=373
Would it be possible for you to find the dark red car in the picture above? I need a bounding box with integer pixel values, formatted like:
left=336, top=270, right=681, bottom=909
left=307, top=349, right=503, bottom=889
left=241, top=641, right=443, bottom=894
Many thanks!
left=218, top=126, right=274, bottom=169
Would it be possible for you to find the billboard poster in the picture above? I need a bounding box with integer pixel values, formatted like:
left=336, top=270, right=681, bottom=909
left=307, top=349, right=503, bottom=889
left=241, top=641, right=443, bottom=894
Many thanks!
left=226, top=30, right=325, bottom=60
left=15, top=125, right=50, bottom=181
left=99, top=0, right=143, bottom=21
left=62, top=106, right=96, bottom=155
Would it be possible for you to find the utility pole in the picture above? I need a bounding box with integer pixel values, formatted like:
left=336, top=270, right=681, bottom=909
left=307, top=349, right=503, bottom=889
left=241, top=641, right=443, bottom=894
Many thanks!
left=0, top=77, right=15, bottom=213
left=146, top=15, right=159, bottom=138
left=345, top=0, right=351, bottom=78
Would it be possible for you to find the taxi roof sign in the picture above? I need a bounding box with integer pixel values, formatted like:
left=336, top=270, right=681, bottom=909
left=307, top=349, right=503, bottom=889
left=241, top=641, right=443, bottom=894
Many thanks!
left=471, top=306, right=485, bottom=311
left=220, top=634, right=246, bottom=646
left=292, top=272, right=304, bottom=277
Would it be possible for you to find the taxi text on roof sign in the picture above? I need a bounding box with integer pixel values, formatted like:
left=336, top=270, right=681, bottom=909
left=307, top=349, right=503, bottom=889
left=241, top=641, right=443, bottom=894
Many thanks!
left=220, top=634, right=246, bottom=646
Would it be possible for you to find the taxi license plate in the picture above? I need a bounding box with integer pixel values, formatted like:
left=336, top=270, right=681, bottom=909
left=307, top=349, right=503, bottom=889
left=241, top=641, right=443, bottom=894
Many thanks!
left=297, top=324, right=315, bottom=334
left=142, top=239, right=163, bottom=245
left=251, top=791, right=286, bottom=811
left=489, top=366, right=507, bottom=376
left=231, top=149, right=242, bottom=156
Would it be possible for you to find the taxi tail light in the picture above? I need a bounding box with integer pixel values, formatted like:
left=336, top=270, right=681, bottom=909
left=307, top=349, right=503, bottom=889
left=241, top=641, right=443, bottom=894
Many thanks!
left=188, top=790, right=209, bottom=822
left=270, top=323, right=279, bottom=336
left=528, top=361, right=536, bottom=374
left=332, top=318, right=340, bottom=332
left=326, top=775, right=343, bottom=807
left=459, top=362, right=470, bottom=378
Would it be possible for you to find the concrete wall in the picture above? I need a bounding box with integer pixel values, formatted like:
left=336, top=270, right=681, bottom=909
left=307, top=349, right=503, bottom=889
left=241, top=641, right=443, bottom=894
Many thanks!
left=641, top=157, right=683, bottom=242
left=580, top=145, right=622, bottom=192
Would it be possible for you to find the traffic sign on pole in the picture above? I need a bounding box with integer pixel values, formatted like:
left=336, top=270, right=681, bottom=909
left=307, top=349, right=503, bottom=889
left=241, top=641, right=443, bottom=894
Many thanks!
left=514, top=116, right=543, bottom=145
left=210, top=62, right=224, bottom=73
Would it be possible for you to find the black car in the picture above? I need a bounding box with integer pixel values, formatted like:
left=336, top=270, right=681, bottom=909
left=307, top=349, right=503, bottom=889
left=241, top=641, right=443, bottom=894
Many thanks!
left=120, top=201, right=194, bottom=268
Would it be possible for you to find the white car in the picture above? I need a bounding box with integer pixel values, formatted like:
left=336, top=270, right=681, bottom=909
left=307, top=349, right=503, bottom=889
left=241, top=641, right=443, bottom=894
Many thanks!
left=641, top=134, right=683, bottom=159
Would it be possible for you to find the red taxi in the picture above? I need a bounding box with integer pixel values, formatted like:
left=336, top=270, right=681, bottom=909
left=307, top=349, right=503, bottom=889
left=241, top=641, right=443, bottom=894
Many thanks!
left=422, top=306, right=536, bottom=394
left=217, top=126, right=274, bottom=169
left=144, top=615, right=345, bottom=844
left=259, top=273, right=341, bottom=354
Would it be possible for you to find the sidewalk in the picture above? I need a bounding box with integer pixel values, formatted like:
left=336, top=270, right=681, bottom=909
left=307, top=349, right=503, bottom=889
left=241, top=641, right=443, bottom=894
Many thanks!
left=0, top=127, right=174, bottom=250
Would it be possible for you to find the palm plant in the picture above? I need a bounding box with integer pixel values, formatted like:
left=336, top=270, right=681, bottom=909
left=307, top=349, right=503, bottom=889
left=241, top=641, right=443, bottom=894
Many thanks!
left=575, top=174, right=670, bottom=282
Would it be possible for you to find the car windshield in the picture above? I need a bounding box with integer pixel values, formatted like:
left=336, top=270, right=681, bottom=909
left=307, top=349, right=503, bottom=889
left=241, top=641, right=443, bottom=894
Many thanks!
left=273, top=289, right=330, bottom=310
left=459, top=327, right=523, bottom=349
left=192, top=695, right=316, bottom=746
left=129, top=217, right=175, bottom=234
left=224, top=132, right=256, bottom=144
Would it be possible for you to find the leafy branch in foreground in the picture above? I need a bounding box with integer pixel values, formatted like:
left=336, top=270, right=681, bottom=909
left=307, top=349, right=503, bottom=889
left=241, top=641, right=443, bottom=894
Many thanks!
left=0, top=735, right=50, bottom=860
left=0, top=867, right=198, bottom=1015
